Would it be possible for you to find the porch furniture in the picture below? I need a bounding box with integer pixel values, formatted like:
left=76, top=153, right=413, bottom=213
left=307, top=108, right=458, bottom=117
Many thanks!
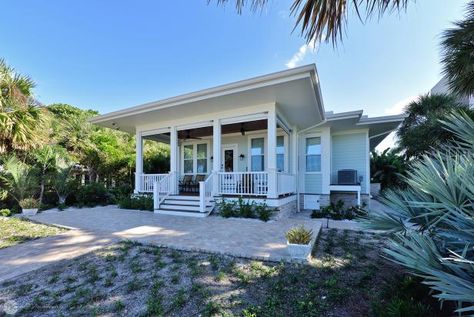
left=179, top=175, right=194, bottom=193
left=191, top=174, right=206, bottom=192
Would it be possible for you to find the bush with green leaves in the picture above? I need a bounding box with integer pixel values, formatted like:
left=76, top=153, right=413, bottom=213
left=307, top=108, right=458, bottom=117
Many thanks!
left=285, top=225, right=313, bottom=245
left=75, top=182, right=110, bottom=207
left=117, top=194, right=153, bottom=211
left=363, top=111, right=474, bottom=314
left=0, top=208, right=11, bottom=217
left=19, top=198, right=39, bottom=209
left=217, top=198, right=273, bottom=222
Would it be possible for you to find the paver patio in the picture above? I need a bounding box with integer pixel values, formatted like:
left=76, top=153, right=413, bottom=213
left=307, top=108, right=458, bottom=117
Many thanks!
left=0, top=206, right=321, bottom=282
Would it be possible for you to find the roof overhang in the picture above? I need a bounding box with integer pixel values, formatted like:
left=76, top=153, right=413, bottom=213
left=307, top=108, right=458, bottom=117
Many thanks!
left=90, top=64, right=325, bottom=134
left=317, top=111, right=405, bottom=150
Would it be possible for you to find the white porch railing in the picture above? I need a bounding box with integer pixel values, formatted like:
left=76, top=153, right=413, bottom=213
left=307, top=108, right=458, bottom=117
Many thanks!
left=139, top=173, right=168, bottom=193
left=277, top=172, right=296, bottom=196
left=153, top=172, right=174, bottom=210
left=217, top=172, right=268, bottom=196
left=199, top=173, right=214, bottom=213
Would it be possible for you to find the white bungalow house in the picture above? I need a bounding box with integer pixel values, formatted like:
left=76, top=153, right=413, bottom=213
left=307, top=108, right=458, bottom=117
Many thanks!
left=90, top=64, right=404, bottom=217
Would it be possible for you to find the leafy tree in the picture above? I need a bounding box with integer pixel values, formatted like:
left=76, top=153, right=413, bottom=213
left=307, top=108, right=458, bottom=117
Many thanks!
left=51, top=165, right=77, bottom=205
left=213, top=0, right=410, bottom=44
left=0, top=59, right=45, bottom=153
left=32, top=145, right=65, bottom=205
left=396, top=93, right=474, bottom=159
left=442, top=1, right=474, bottom=96
left=364, top=111, right=474, bottom=313
left=370, top=148, right=406, bottom=190
left=1, top=156, right=38, bottom=203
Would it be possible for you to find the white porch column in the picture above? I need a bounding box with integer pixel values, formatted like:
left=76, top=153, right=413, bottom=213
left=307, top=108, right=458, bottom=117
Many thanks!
left=267, top=109, right=278, bottom=198
left=212, top=119, right=221, bottom=195
left=170, top=126, right=178, bottom=194
left=134, top=132, right=143, bottom=193
left=321, top=127, right=331, bottom=195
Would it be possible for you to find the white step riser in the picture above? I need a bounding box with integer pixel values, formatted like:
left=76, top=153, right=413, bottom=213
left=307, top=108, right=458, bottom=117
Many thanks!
left=160, top=204, right=213, bottom=212
left=164, top=200, right=213, bottom=206
left=167, top=195, right=200, bottom=201
left=155, top=210, right=210, bottom=218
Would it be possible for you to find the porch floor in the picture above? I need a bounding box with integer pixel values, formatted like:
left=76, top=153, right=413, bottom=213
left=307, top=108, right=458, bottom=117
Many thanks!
left=23, top=205, right=321, bottom=264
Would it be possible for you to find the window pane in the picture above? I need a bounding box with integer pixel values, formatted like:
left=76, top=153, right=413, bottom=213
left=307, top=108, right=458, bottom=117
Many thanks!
left=277, top=154, right=284, bottom=172
left=184, top=145, right=193, bottom=159
left=184, top=160, right=193, bottom=173
left=197, top=159, right=207, bottom=173
left=251, top=138, right=264, bottom=155
left=306, top=137, right=321, bottom=155
left=197, top=144, right=207, bottom=159
left=306, top=155, right=321, bottom=172
left=251, top=156, right=264, bottom=171
left=276, top=136, right=284, bottom=155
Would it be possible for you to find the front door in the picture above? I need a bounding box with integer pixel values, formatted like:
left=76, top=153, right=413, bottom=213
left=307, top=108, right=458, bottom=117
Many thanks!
left=222, top=145, right=237, bottom=172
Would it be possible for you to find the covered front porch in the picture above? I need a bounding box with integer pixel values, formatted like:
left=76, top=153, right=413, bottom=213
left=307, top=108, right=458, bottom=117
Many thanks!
left=134, top=109, right=297, bottom=213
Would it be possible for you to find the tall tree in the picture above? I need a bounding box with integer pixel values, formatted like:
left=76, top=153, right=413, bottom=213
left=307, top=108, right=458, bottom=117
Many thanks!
left=442, top=1, right=474, bottom=96
left=0, top=59, right=45, bottom=153
left=212, top=0, right=410, bottom=44
left=396, top=93, right=474, bottom=159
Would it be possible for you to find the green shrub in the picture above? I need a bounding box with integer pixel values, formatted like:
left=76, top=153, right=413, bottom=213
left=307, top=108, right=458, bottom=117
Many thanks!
left=0, top=209, right=11, bottom=217
left=218, top=199, right=237, bottom=218
left=75, top=183, right=110, bottom=207
left=218, top=198, right=273, bottom=221
left=254, top=203, right=273, bottom=222
left=108, top=183, right=133, bottom=203
left=118, top=195, right=153, bottom=211
left=285, top=225, right=313, bottom=244
left=19, top=198, right=40, bottom=209
left=237, top=197, right=255, bottom=218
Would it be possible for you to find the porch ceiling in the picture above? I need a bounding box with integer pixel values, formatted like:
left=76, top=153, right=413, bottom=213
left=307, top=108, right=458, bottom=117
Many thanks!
left=90, top=65, right=324, bottom=134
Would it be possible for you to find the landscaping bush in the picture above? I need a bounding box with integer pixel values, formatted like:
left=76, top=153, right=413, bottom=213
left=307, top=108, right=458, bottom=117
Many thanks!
left=217, top=198, right=273, bottom=222
left=108, top=183, right=133, bottom=203
left=0, top=209, right=11, bottom=217
left=285, top=225, right=313, bottom=244
left=19, top=198, right=39, bottom=209
left=118, top=195, right=153, bottom=211
left=75, top=182, right=110, bottom=207
left=311, top=200, right=367, bottom=220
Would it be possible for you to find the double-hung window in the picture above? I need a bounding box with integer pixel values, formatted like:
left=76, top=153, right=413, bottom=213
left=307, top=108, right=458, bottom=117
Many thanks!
left=250, top=138, right=264, bottom=171
left=305, top=137, right=321, bottom=172
left=183, top=143, right=208, bottom=174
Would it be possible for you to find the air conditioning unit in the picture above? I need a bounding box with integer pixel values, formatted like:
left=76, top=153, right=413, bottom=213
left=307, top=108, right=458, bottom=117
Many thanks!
left=338, top=169, right=358, bottom=185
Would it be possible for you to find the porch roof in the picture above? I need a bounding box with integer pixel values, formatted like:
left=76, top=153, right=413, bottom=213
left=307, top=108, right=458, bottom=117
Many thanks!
left=90, top=64, right=325, bottom=134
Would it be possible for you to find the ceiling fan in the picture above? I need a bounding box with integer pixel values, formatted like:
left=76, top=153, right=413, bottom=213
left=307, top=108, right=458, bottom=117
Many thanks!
left=184, top=129, right=202, bottom=140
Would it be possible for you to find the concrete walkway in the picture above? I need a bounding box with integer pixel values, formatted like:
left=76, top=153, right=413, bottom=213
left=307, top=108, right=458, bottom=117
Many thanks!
left=0, top=206, right=321, bottom=282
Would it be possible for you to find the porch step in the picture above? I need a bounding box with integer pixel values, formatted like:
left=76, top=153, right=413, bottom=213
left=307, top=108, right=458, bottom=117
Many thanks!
left=154, top=195, right=215, bottom=217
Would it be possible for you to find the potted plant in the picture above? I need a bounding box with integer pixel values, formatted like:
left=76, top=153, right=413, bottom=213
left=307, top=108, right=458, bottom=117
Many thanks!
left=20, top=198, right=40, bottom=215
left=285, top=225, right=314, bottom=260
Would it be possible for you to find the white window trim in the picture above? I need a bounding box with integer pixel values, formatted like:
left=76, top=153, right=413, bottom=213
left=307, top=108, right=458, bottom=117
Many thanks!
left=304, top=133, right=322, bottom=174
left=180, top=139, right=211, bottom=175
left=247, top=132, right=288, bottom=172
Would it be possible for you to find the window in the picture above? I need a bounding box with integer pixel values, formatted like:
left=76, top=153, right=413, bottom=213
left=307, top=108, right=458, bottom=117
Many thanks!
left=306, top=137, right=321, bottom=172
left=183, top=145, right=193, bottom=174
left=276, top=136, right=285, bottom=172
left=196, top=144, right=207, bottom=173
left=250, top=138, right=264, bottom=171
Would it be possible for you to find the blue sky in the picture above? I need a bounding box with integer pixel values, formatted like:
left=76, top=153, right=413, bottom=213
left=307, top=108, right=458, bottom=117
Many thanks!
left=0, top=0, right=468, bottom=118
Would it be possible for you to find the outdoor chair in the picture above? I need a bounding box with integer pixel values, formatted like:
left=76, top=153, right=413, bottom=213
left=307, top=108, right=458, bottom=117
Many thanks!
left=179, top=175, right=193, bottom=193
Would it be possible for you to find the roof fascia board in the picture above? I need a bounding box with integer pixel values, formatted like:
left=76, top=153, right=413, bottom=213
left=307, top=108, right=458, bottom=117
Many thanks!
left=90, top=65, right=316, bottom=124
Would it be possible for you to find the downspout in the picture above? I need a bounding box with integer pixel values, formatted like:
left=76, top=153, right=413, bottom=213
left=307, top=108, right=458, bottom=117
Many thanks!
left=296, top=129, right=300, bottom=213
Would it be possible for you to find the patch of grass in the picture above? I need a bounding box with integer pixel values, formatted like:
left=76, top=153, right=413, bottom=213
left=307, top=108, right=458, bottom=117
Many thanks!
left=113, top=300, right=125, bottom=312
left=0, top=217, right=65, bottom=249
left=48, top=273, right=60, bottom=284
left=127, top=278, right=142, bottom=292
left=171, top=274, right=180, bottom=284
left=172, top=289, right=187, bottom=309
left=215, top=271, right=226, bottom=282
left=129, top=258, right=142, bottom=273
left=146, top=294, right=163, bottom=316
left=202, top=301, right=224, bottom=317
left=16, top=283, right=34, bottom=296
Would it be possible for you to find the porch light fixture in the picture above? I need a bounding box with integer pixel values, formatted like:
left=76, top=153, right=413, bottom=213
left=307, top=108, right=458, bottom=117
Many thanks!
left=239, top=154, right=245, bottom=161
left=240, top=123, right=245, bottom=136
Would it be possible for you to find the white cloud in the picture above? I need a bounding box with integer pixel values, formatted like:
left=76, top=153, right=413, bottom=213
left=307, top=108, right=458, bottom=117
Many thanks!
left=285, top=40, right=317, bottom=69
left=384, top=95, right=418, bottom=115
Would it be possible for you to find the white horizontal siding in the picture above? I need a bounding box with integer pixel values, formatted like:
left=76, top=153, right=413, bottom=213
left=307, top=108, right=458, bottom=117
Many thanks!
left=304, top=174, right=322, bottom=193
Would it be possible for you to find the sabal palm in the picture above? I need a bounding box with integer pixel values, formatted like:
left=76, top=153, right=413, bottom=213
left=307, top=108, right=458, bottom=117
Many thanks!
left=0, top=59, right=44, bottom=153
left=442, top=1, right=474, bottom=96
left=364, top=111, right=474, bottom=312
left=212, top=0, right=410, bottom=43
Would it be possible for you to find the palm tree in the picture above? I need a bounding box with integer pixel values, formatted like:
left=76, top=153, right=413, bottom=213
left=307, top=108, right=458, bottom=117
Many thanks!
left=1, top=156, right=38, bottom=204
left=364, top=111, right=474, bottom=313
left=51, top=165, right=77, bottom=205
left=442, top=1, right=474, bottom=96
left=396, top=93, right=473, bottom=159
left=33, top=145, right=62, bottom=205
left=0, top=59, right=45, bottom=153
left=212, top=0, right=410, bottom=43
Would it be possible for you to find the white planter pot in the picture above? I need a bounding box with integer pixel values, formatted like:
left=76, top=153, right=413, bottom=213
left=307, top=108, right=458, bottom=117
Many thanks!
left=287, top=241, right=312, bottom=260
left=22, top=208, right=38, bottom=216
